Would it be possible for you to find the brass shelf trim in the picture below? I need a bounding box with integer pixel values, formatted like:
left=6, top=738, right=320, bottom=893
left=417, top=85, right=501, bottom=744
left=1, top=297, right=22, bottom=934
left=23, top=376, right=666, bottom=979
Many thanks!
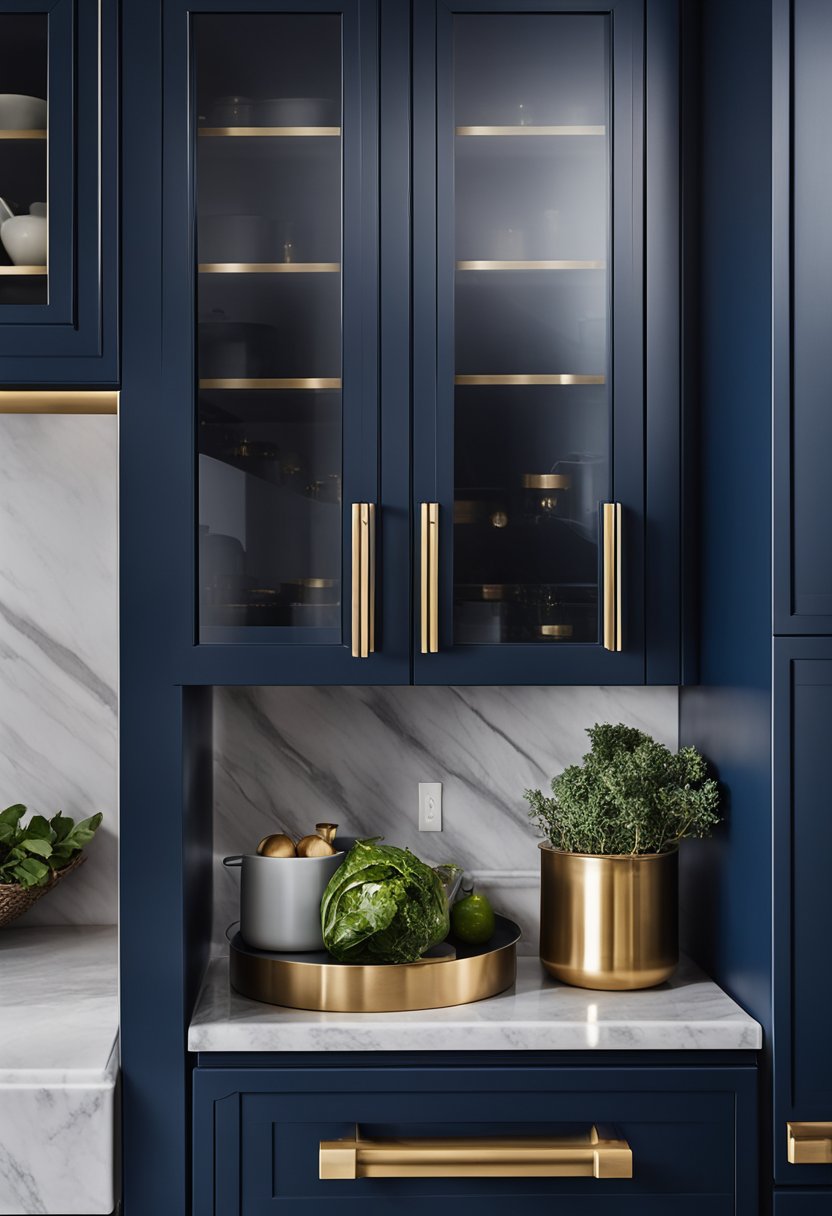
left=455, top=374, right=605, bottom=387
left=457, top=260, right=606, bottom=271
left=199, top=377, right=342, bottom=390
left=320, top=1125, right=633, bottom=1180
left=198, top=262, right=340, bottom=274
left=787, top=1122, right=832, bottom=1165
left=0, top=390, right=118, bottom=415
left=0, top=128, right=47, bottom=140
left=456, top=124, right=605, bottom=137
left=198, top=125, right=340, bottom=138
left=0, top=265, right=47, bottom=275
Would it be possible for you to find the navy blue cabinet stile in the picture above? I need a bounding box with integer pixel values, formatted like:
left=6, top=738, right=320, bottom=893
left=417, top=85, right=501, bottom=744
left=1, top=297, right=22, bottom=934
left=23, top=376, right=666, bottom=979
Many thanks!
left=0, top=0, right=117, bottom=382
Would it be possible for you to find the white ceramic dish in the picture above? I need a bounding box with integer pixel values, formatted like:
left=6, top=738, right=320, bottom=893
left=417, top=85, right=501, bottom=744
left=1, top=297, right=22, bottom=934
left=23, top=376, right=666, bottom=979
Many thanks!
left=0, top=214, right=47, bottom=266
left=223, top=851, right=344, bottom=952
left=0, top=94, right=47, bottom=129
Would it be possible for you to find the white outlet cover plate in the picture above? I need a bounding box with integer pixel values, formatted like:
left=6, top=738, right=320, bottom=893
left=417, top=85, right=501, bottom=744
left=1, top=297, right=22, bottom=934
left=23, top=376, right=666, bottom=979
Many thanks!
left=418, top=782, right=442, bottom=831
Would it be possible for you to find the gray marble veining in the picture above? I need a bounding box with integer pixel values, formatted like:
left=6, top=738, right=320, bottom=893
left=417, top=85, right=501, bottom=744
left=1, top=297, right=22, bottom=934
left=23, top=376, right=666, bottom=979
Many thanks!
left=0, top=417, right=118, bottom=925
left=0, top=926, right=118, bottom=1215
left=213, top=685, right=679, bottom=949
left=189, top=954, right=761, bottom=1053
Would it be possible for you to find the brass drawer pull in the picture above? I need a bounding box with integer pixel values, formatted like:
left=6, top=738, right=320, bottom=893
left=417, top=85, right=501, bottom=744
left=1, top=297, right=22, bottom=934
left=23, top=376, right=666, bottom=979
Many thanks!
left=320, top=1124, right=632, bottom=1180
left=351, top=503, right=376, bottom=658
left=420, top=502, right=439, bottom=653
left=787, top=1122, right=832, bottom=1164
left=602, top=501, right=623, bottom=651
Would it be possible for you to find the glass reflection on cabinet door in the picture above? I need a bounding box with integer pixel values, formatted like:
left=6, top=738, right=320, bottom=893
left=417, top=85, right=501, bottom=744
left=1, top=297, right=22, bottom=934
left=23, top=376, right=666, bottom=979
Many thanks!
left=0, top=15, right=48, bottom=306
left=194, top=14, right=343, bottom=641
left=452, top=14, right=610, bottom=646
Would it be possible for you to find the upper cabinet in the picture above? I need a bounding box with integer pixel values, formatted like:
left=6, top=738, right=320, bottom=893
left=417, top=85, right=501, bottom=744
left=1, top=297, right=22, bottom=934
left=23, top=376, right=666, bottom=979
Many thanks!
left=774, top=0, right=832, bottom=634
left=127, top=0, right=686, bottom=686
left=0, top=0, right=117, bottom=383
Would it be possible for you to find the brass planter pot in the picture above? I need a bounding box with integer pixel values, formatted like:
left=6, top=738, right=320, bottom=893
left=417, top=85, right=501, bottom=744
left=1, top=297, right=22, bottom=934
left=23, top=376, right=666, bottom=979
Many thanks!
left=539, top=844, right=678, bottom=991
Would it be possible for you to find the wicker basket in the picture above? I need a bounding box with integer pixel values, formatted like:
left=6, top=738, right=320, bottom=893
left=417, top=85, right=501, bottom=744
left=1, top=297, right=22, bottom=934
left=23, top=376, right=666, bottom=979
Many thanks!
left=0, top=853, right=86, bottom=928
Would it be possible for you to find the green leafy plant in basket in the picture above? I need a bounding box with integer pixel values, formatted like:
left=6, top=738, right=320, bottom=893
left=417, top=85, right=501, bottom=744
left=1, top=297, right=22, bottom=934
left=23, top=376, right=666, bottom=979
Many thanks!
left=0, top=805, right=103, bottom=888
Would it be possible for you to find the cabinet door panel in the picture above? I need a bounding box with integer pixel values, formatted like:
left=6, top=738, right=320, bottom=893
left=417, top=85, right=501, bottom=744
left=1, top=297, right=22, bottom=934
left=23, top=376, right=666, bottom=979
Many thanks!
left=774, top=0, right=832, bottom=632
left=413, top=0, right=645, bottom=685
left=774, top=638, right=832, bottom=1182
left=0, top=0, right=117, bottom=379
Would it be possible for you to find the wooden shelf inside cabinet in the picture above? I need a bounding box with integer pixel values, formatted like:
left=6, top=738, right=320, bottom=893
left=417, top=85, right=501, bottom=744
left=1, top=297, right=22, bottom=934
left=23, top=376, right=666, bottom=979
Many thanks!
left=198, top=126, right=340, bottom=138
left=456, top=260, right=605, bottom=271
left=198, top=263, right=340, bottom=274
left=0, top=265, right=47, bottom=275
left=454, top=374, right=605, bottom=386
left=455, top=125, right=605, bottom=137
left=0, top=128, right=47, bottom=140
left=198, top=378, right=342, bottom=390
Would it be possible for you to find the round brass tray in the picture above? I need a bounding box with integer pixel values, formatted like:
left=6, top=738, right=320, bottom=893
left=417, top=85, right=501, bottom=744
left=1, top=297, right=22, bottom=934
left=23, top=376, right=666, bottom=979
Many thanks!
left=228, top=915, right=521, bottom=1012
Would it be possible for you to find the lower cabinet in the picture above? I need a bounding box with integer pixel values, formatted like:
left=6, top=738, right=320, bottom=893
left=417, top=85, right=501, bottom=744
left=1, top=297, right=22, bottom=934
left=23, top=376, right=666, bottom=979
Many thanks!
left=193, top=1061, right=758, bottom=1215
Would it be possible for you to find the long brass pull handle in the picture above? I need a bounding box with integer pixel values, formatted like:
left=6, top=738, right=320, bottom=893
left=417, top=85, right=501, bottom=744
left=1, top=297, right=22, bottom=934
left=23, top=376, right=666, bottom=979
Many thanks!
left=787, top=1122, right=832, bottom=1164
left=420, top=502, right=439, bottom=653
left=321, top=1124, right=632, bottom=1180
left=602, top=502, right=622, bottom=652
left=351, top=503, right=376, bottom=658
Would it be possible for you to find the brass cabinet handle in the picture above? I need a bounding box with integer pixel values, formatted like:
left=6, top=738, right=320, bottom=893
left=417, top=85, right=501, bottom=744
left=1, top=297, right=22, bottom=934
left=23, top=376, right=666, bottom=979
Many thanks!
left=787, top=1122, right=832, bottom=1164
left=351, top=503, right=376, bottom=658
left=320, top=1124, right=632, bottom=1180
left=420, top=502, right=439, bottom=653
left=602, top=502, right=623, bottom=652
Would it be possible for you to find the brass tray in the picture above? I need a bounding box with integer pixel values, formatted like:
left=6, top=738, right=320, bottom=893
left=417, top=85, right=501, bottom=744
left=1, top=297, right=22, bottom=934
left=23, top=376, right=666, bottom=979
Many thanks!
left=228, top=915, right=520, bottom=1012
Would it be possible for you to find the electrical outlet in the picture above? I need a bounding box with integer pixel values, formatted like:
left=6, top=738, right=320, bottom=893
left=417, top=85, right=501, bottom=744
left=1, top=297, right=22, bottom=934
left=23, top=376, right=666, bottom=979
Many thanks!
left=418, top=782, right=442, bottom=831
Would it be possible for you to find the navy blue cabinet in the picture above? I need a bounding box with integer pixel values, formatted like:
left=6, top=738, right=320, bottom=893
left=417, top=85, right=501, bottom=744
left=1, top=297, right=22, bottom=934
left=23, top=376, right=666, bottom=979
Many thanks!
left=193, top=1062, right=758, bottom=1215
left=0, top=0, right=117, bottom=382
left=775, top=1196, right=832, bottom=1215
left=774, top=0, right=832, bottom=633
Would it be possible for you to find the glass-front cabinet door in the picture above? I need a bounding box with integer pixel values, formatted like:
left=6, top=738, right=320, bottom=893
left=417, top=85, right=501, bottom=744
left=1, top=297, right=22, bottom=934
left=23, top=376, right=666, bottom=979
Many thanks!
left=0, top=0, right=117, bottom=378
left=413, top=0, right=646, bottom=683
left=161, top=0, right=409, bottom=681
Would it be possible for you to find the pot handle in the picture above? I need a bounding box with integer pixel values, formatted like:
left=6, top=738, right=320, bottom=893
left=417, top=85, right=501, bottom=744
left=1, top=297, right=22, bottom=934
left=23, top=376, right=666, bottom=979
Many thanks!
left=222, top=855, right=243, bottom=868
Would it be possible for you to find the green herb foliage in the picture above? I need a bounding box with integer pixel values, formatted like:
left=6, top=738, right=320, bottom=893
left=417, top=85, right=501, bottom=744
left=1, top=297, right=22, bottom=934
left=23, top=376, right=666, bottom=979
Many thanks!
left=0, top=805, right=103, bottom=888
left=321, top=839, right=450, bottom=964
left=524, top=724, right=721, bottom=856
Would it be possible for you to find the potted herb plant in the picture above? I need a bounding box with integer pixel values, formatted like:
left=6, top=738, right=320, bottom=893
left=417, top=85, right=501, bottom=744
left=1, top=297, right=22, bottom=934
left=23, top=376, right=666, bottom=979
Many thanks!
left=0, top=804, right=103, bottom=927
left=525, top=724, right=720, bottom=991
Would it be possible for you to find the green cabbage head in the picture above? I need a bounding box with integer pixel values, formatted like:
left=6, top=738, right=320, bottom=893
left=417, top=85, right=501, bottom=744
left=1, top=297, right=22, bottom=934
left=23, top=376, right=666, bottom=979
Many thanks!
left=321, top=839, right=450, bottom=964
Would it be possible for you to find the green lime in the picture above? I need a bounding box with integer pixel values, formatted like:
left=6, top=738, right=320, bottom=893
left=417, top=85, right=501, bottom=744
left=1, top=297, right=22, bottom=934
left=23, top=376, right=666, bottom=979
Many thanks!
left=451, top=892, right=496, bottom=945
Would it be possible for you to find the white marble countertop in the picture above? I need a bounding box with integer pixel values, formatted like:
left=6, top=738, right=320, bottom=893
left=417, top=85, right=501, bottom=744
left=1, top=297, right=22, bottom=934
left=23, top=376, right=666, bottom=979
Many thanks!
left=0, top=925, right=118, bottom=1215
left=189, top=953, right=762, bottom=1054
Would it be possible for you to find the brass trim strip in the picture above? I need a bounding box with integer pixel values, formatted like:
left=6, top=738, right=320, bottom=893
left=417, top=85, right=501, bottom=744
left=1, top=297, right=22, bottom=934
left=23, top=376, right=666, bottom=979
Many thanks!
left=787, top=1122, right=832, bottom=1165
left=320, top=1125, right=632, bottom=1180
left=455, top=374, right=604, bottom=387
left=198, top=125, right=340, bottom=137
left=0, top=129, right=47, bottom=139
left=602, top=503, right=623, bottom=652
left=351, top=503, right=376, bottom=659
left=456, top=260, right=606, bottom=271
left=0, top=390, right=118, bottom=415
left=198, top=262, right=340, bottom=274
left=420, top=503, right=429, bottom=654
left=198, top=378, right=341, bottom=390
left=420, top=503, right=439, bottom=654
left=456, top=125, right=605, bottom=137
left=0, top=265, right=47, bottom=275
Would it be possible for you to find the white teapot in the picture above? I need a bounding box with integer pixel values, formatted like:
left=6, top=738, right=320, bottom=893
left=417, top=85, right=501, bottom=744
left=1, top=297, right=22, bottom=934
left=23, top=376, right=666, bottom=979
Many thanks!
left=0, top=198, right=47, bottom=267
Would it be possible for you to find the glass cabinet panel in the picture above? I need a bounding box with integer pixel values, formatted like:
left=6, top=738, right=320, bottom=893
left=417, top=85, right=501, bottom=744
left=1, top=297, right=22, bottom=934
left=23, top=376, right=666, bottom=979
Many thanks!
left=452, top=14, right=610, bottom=646
left=194, top=15, right=343, bottom=640
left=0, top=15, right=48, bottom=306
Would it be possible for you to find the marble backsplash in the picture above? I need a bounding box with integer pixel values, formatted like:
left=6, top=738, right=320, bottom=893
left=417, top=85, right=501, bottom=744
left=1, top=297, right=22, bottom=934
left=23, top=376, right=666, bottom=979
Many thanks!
left=0, top=416, right=118, bottom=925
left=213, top=685, right=679, bottom=952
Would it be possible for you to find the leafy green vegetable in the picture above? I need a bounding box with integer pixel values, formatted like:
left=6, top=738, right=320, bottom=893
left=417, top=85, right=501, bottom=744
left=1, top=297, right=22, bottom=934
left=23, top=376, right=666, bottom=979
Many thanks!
left=524, top=723, right=721, bottom=856
left=321, top=839, right=450, bottom=964
left=0, top=806, right=103, bottom=888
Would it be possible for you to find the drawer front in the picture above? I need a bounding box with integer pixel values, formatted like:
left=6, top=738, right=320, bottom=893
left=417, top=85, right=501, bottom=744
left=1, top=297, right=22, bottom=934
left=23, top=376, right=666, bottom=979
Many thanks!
left=775, top=1193, right=832, bottom=1214
left=193, top=1065, right=757, bottom=1215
